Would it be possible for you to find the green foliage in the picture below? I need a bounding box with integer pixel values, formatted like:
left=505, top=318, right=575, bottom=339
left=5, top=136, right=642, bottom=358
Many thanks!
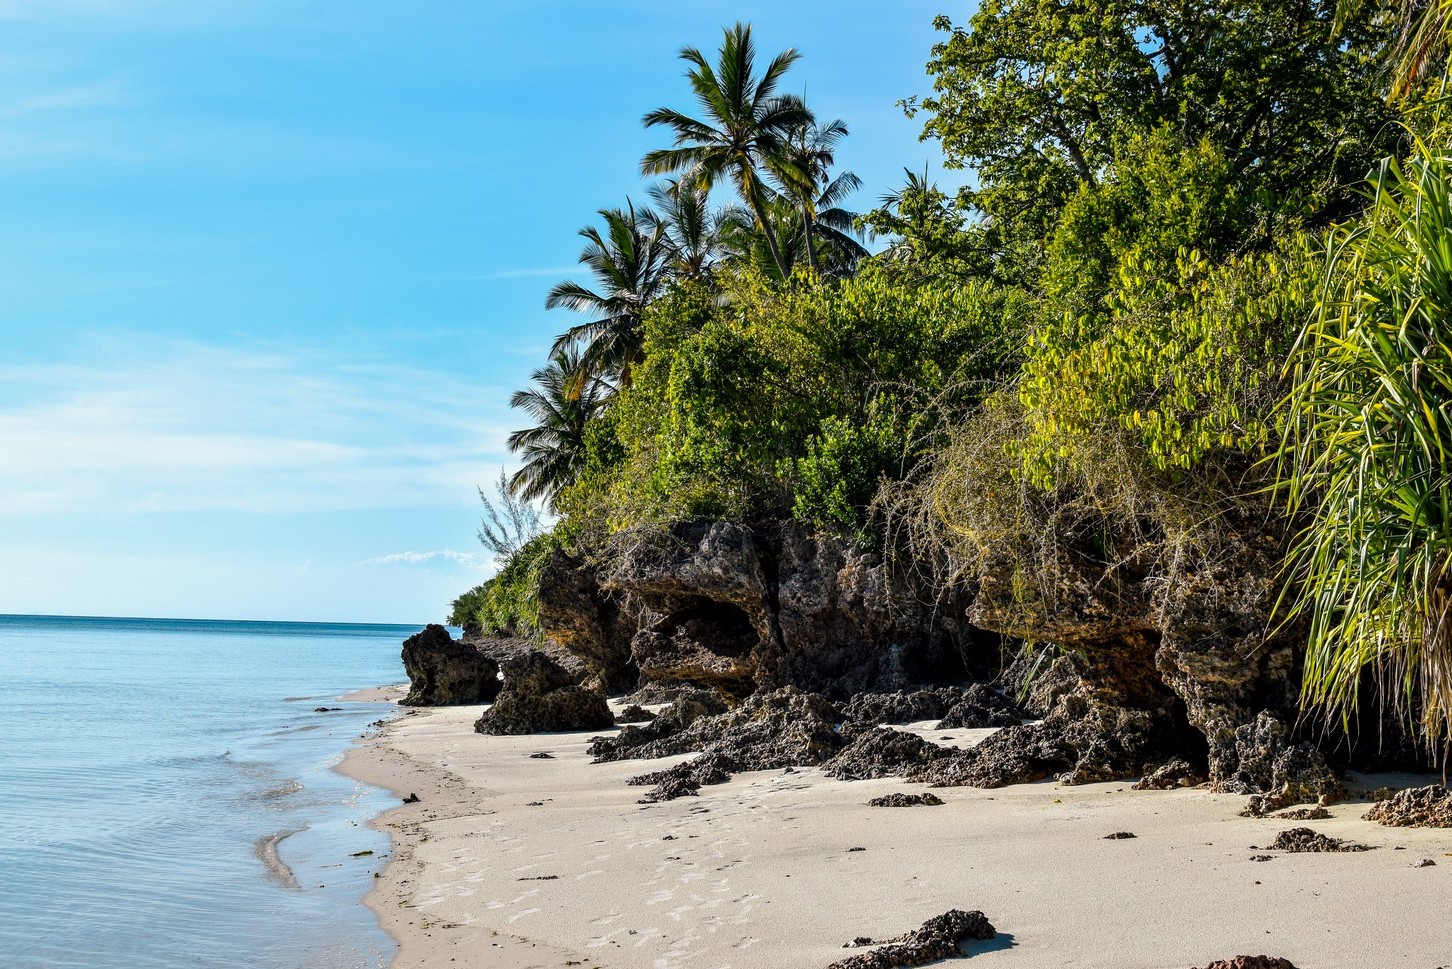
left=1279, top=149, right=1452, bottom=750
left=565, top=265, right=1030, bottom=536
left=915, top=0, right=1401, bottom=278
left=446, top=533, right=558, bottom=636
left=1018, top=241, right=1318, bottom=488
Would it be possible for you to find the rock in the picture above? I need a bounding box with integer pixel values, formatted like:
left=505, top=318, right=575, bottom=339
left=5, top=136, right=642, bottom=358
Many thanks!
left=827, top=909, right=995, bottom=968
left=599, top=687, right=843, bottom=771
left=400, top=624, right=502, bottom=706
left=1193, top=959, right=1301, bottom=969
left=528, top=751, right=554, bottom=759
left=629, top=753, right=739, bottom=802
left=401, top=793, right=419, bottom=804
left=1363, top=785, right=1452, bottom=827
left=1133, top=758, right=1204, bottom=790
left=474, top=652, right=614, bottom=735
left=535, top=549, right=636, bottom=694
left=838, top=684, right=1022, bottom=738
left=589, top=687, right=730, bottom=761
left=826, top=728, right=953, bottom=781
left=867, top=792, right=945, bottom=808
left=1103, top=831, right=1136, bottom=839
left=314, top=706, right=341, bottom=712
left=909, top=722, right=1076, bottom=788
left=1267, top=827, right=1373, bottom=853
left=1223, top=713, right=1342, bottom=803
left=935, top=685, right=1025, bottom=729
left=1412, top=857, right=1437, bottom=867
left=614, top=704, right=657, bottom=724
left=1273, top=806, right=1330, bottom=821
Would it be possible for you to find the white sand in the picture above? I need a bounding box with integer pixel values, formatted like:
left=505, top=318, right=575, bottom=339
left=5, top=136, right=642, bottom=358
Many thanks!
left=341, top=698, right=1452, bottom=968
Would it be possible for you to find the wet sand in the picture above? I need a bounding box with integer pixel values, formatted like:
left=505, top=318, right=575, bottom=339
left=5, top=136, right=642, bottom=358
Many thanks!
left=341, top=695, right=1452, bottom=968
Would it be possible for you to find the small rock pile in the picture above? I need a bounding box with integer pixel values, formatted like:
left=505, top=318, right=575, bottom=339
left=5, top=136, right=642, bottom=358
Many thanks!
left=828, top=909, right=995, bottom=968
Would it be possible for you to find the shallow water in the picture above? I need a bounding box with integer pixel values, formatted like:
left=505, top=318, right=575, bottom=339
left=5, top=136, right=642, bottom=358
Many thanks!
left=0, top=614, right=418, bottom=969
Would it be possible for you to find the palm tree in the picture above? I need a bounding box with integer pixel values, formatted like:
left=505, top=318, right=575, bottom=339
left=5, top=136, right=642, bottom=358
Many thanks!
left=506, top=348, right=606, bottom=507
left=646, top=178, right=721, bottom=281
left=546, top=201, right=671, bottom=387
left=772, top=118, right=853, bottom=274
left=641, top=22, right=812, bottom=281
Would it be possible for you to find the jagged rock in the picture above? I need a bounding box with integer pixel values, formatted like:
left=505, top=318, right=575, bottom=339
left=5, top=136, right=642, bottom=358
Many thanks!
left=1364, top=785, right=1452, bottom=827
left=615, top=704, right=656, bottom=724
left=841, top=687, right=965, bottom=727
left=629, top=753, right=739, bottom=802
left=936, top=685, right=1024, bottom=729
left=474, top=652, right=614, bottom=735
left=838, top=684, right=1022, bottom=739
left=1267, top=827, right=1373, bottom=853
left=828, top=909, right=995, bottom=968
left=1222, top=713, right=1342, bottom=802
left=1133, top=758, right=1204, bottom=790
left=599, top=686, right=843, bottom=771
left=535, top=549, right=636, bottom=694
left=867, top=792, right=944, bottom=807
left=1273, top=806, right=1330, bottom=821
left=400, top=624, right=501, bottom=706
left=589, top=687, right=730, bottom=761
left=1193, top=959, right=1301, bottom=969
left=826, top=728, right=952, bottom=781
left=911, top=722, right=1076, bottom=788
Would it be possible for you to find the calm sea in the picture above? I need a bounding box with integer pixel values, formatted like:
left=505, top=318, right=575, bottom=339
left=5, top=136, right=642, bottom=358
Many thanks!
left=0, top=614, right=421, bottom=969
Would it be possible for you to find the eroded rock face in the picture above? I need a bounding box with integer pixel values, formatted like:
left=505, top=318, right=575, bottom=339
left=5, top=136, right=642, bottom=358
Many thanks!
left=574, top=521, right=976, bottom=699
left=474, top=652, right=614, bottom=735
left=400, top=624, right=501, bottom=706
left=839, top=684, right=1021, bottom=735
left=536, top=549, right=635, bottom=694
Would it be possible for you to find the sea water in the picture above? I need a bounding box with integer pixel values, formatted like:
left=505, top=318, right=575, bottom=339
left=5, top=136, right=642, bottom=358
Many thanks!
left=0, top=614, right=420, bottom=969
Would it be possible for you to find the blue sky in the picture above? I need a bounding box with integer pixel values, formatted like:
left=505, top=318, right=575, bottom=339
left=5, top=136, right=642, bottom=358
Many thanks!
left=0, top=1, right=960, bottom=623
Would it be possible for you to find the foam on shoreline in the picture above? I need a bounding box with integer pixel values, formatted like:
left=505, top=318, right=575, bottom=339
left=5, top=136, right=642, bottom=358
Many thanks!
left=254, top=827, right=307, bottom=890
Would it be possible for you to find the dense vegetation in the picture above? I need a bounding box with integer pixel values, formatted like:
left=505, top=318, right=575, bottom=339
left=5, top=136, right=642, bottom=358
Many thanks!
left=451, top=8, right=1452, bottom=754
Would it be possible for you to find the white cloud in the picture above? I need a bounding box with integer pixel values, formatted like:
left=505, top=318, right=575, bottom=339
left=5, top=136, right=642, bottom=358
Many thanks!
left=363, top=550, right=487, bottom=567
left=0, top=334, right=514, bottom=516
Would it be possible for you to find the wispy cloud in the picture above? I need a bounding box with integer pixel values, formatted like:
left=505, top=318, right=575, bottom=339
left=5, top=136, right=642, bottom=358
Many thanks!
left=0, top=333, right=514, bottom=516
left=363, top=550, right=487, bottom=568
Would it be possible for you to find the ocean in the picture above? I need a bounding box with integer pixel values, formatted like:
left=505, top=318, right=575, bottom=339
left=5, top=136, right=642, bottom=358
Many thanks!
left=0, top=614, right=421, bottom=969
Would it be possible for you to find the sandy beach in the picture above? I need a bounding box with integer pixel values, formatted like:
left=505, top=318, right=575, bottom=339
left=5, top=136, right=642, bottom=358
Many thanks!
left=341, top=691, right=1452, bottom=969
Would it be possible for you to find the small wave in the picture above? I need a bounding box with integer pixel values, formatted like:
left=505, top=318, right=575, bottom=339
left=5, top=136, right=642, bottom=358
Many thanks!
left=258, top=779, right=304, bottom=801
left=254, top=827, right=308, bottom=891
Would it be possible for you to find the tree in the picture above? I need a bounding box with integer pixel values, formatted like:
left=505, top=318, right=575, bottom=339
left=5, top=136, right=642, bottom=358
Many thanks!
left=913, top=0, right=1401, bottom=275
left=646, top=178, right=722, bottom=281
left=641, top=21, right=812, bottom=281
left=546, top=201, right=672, bottom=387
left=506, top=348, right=607, bottom=507
left=772, top=118, right=854, bottom=274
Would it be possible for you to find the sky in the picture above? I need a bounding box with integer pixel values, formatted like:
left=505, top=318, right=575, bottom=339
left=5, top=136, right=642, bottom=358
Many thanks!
left=0, top=0, right=963, bottom=624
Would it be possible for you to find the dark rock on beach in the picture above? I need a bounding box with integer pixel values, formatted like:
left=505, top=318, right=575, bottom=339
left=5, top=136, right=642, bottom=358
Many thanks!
left=826, top=728, right=952, bottom=781
left=400, top=624, right=501, bottom=706
left=1133, top=757, right=1204, bottom=790
left=1267, top=827, right=1373, bottom=853
left=867, top=792, right=944, bottom=808
left=597, top=686, right=843, bottom=771
left=1193, top=958, right=1301, bottom=969
left=474, top=652, right=614, bottom=735
left=838, top=684, right=1022, bottom=739
left=614, top=704, right=657, bottom=724
left=629, top=752, right=739, bottom=802
left=1363, top=785, right=1452, bottom=827
left=828, top=909, right=995, bottom=968
left=589, top=687, right=730, bottom=761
